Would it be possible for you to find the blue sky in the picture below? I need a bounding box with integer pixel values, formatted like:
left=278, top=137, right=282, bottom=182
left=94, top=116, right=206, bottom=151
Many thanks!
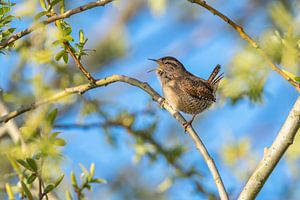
left=1, top=0, right=300, bottom=199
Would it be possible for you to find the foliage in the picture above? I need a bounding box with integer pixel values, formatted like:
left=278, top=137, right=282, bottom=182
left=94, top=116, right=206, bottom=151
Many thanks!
left=0, top=0, right=299, bottom=199
left=0, top=1, right=16, bottom=53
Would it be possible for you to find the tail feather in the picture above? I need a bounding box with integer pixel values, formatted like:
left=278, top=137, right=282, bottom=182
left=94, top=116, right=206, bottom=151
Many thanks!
left=208, top=64, right=223, bottom=91
left=208, top=64, right=221, bottom=83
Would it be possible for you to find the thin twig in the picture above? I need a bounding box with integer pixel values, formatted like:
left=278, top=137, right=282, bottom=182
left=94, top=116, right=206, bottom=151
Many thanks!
left=189, top=0, right=300, bottom=92
left=0, top=75, right=228, bottom=199
left=238, top=96, right=300, bottom=199
left=64, top=42, right=96, bottom=83
left=0, top=0, right=114, bottom=49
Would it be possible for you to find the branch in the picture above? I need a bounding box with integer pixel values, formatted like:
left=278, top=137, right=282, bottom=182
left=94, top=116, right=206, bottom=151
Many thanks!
left=0, top=0, right=114, bottom=49
left=0, top=75, right=228, bottom=199
left=55, top=121, right=216, bottom=197
left=64, top=42, right=96, bottom=83
left=189, top=0, right=300, bottom=92
left=238, top=96, right=300, bottom=199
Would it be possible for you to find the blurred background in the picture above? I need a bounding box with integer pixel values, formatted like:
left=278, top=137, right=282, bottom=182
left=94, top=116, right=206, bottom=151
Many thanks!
left=0, top=0, right=299, bottom=199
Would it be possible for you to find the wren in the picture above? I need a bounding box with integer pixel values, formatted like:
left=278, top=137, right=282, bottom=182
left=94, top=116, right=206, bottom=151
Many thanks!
left=149, top=56, right=223, bottom=130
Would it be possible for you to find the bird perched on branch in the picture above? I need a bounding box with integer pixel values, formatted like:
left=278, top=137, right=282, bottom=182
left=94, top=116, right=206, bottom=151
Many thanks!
left=149, top=56, right=223, bottom=130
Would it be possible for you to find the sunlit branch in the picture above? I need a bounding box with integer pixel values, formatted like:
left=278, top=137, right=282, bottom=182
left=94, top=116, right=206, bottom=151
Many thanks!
left=0, top=0, right=114, bottom=49
left=0, top=75, right=228, bottom=199
left=189, top=0, right=300, bottom=92
left=64, top=42, right=96, bottom=83
left=238, top=97, right=300, bottom=199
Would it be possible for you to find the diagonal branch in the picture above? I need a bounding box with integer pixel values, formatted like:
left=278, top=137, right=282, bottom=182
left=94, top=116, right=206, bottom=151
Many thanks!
left=64, top=42, right=96, bottom=83
left=0, top=0, right=114, bottom=49
left=238, top=96, right=300, bottom=199
left=189, top=0, right=300, bottom=92
left=55, top=121, right=216, bottom=197
left=0, top=75, right=228, bottom=199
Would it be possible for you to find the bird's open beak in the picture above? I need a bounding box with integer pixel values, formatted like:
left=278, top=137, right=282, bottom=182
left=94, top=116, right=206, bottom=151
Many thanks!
left=147, top=58, right=162, bottom=73
left=148, top=58, right=158, bottom=62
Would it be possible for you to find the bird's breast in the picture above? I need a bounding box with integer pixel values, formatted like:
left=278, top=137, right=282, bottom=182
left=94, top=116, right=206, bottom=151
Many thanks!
left=163, top=80, right=214, bottom=114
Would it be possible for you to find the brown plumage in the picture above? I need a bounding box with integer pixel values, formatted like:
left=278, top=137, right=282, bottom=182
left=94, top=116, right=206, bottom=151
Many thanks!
left=149, top=56, right=223, bottom=130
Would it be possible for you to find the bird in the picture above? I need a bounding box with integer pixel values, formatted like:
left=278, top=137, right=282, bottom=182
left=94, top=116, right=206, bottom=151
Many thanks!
left=148, top=56, right=223, bottom=131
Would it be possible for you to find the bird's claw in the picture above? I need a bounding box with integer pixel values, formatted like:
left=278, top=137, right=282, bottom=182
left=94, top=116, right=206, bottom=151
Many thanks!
left=158, top=97, right=166, bottom=108
left=183, top=120, right=193, bottom=132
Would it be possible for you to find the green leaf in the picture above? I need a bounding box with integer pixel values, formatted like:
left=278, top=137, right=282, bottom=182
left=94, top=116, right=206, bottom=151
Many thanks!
left=283, top=69, right=300, bottom=83
left=8, top=27, right=16, bottom=33
left=0, top=7, right=10, bottom=15
left=55, top=50, right=65, bottom=61
left=89, top=163, right=95, bottom=180
left=85, top=184, right=92, bottom=191
left=7, top=156, right=22, bottom=175
left=64, top=35, right=74, bottom=42
left=71, top=171, right=78, bottom=188
left=63, top=27, right=72, bottom=36
left=1, top=15, right=14, bottom=25
left=60, top=1, right=65, bottom=13
left=46, top=108, right=58, bottom=126
left=44, top=184, right=55, bottom=193
left=27, top=174, right=37, bottom=184
left=32, top=152, right=43, bottom=160
left=34, top=11, right=48, bottom=20
left=54, top=174, right=64, bottom=187
left=2, top=28, right=16, bottom=36
left=26, top=158, right=38, bottom=172
left=65, top=191, right=72, bottom=200
left=91, top=178, right=107, bottom=184
left=54, top=138, right=66, bottom=146
left=157, top=177, right=173, bottom=193
left=5, top=183, right=15, bottom=200
left=79, top=164, right=89, bottom=176
left=17, top=159, right=31, bottom=170
left=62, top=52, right=68, bottom=64
left=51, top=132, right=61, bottom=138
left=52, top=39, right=64, bottom=46
left=50, top=0, right=62, bottom=7
left=21, top=181, right=34, bottom=200
left=39, top=0, right=47, bottom=10
left=79, top=29, right=84, bottom=43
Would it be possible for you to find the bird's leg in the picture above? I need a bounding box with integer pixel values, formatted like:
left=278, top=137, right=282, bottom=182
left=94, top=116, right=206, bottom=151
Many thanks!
left=183, top=114, right=197, bottom=132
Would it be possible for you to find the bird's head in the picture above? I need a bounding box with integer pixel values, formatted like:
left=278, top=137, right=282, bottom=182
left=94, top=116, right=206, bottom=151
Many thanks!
left=148, top=56, right=186, bottom=79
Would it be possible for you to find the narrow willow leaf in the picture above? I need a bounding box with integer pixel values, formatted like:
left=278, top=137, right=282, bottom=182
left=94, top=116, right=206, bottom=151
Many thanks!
left=5, top=183, right=15, bottom=200
left=64, top=35, right=74, bottom=42
left=16, top=159, right=31, bottom=171
left=91, top=178, right=107, bottom=184
left=55, top=50, right=65, bottom=61
left=65, top=191, right=72, bottom=200
left=46, top=108, right=58, bottom=126
left=34, top=11, right=48, bottom=20
left=54, top=138, right=66, bottom=146
left=39, top=0, right=47, bottom=10
left=89, top=163, right=95, bottom=180
left=27, top=174, right=37, bottom=184
left=26, top=158, right=38, bottom=172
left=79, top=29, right=84, bottom=44
left=21, top=181, right=34, bottom=200
left=62, top=53, right=68, bottom=64
left=71, top=171, right=78, bottom=188
left=79, top=164, right=89, bottom=176
left=44, top=184, right=55, bottom=194
left=0, top=7, right=10, bottom=15
left=54, top=174, right=64, bottom=187
left=50, top=0, right=62, bottom=7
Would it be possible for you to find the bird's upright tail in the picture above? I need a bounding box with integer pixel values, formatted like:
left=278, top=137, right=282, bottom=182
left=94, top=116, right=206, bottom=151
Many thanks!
left=208, top=64, right=224, bottom=91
